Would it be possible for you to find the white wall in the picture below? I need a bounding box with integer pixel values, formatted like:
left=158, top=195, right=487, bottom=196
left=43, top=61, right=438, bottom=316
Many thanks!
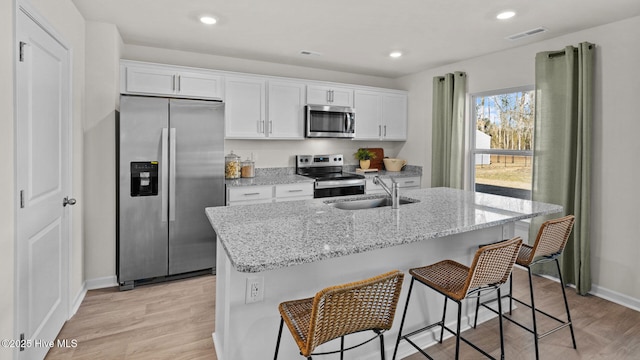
left=1, top=0, right=16, bottom=356
left=83, top=22, right=122, bottom=285
left=397, top=16, right=640, bottom=304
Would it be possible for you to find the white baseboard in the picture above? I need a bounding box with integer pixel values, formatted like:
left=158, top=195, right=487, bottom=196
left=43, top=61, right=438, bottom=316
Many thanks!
left=536, top=273, right=640, bottom=312
left=85, top=275, right=118, bottom=290
left=589, top=283, right=640, bottom=312
left=213, top=332, right=223, bottom=360
left=70, top=283, right=87, bottom=318
left=69, top=276, right=117, bottom=319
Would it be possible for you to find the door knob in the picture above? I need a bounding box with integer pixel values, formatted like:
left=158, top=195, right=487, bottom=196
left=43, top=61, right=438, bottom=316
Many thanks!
left=63, top=197, right=77, bottom=207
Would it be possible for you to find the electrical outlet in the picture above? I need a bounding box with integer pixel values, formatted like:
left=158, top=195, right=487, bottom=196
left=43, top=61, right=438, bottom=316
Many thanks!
left=245, top=277, right=264, bottom=304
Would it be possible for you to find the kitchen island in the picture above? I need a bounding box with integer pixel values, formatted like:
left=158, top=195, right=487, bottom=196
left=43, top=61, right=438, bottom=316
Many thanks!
left=205, top=187, right=562, bottom=360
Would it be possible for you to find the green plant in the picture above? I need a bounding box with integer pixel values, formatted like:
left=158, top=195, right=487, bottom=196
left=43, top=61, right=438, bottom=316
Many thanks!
left=354, top=148, right=376, bottom=161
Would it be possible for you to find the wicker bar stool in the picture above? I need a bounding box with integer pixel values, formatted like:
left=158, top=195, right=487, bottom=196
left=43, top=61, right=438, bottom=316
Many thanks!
left=274, top=270, right=404, bottom=359
left=392, top=237, right=522, bottom=360
left=474, top=215, right=576, bottom=360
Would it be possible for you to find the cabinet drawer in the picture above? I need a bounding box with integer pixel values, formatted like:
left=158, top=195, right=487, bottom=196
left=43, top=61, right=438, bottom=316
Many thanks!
left=365, top=176, right=421, bottom=194
left=275, top=183, right=313, bottom=199
left=396, top=176, right=421, bottom=188
left=227, top=186, right=273, bottom=202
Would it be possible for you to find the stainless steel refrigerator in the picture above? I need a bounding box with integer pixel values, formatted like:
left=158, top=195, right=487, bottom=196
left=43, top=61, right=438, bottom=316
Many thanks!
left=117, top=95, right=224, bottom=290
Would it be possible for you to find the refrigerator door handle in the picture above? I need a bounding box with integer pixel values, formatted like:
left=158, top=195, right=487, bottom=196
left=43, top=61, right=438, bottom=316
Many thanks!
left=161, top=128, right=169, bottom=222
left=169, top=128, right=177, bottom=222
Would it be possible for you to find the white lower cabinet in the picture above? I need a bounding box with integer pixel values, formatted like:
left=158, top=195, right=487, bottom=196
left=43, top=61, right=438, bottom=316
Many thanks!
left=227, top=182, right=313, bottom=205
left=365, top=176, right=421, bottom=194
left=274, top=183, right=313, bottom=202
left=227, top=186, right=273, bottom=206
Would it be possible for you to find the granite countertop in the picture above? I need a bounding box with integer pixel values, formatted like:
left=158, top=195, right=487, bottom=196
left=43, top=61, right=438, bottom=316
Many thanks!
left=226, top=166, right=422, bottom=187
left=205, top=187, right=562, bottom=273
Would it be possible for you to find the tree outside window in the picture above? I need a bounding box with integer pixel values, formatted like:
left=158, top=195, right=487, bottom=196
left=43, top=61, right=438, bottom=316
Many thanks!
left=471, top=87, right=535, bottom=199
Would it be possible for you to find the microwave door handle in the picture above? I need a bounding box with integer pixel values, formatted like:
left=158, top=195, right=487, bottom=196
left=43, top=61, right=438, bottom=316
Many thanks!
left=346, top=113, right=354, bottom=133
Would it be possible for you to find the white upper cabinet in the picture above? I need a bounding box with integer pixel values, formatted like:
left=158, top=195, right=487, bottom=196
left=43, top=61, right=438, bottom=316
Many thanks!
left=120, top=60, right=406, bottom=141
left=225, top=76, right=266, bottom=139
left=307, top=85, right=354, bottom=107
left=121, top=61, right=223, bottom=100
left=381, top=93, right=408, bottom=140
left=267, top=80, right=306, bottom=139
left=354, top=90, right=408, bottom=141
left=353, top=90, right=383, bottom=139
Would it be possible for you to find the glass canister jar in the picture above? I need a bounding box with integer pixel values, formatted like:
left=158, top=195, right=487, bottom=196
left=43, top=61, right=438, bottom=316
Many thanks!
left=225, top=151, right=241, bottom=179
left=241, top=158, right=255, bottom=178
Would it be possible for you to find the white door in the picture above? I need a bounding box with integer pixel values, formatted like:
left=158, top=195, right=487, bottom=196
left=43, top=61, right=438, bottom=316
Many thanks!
left=15, top=6, right=72, bottom=360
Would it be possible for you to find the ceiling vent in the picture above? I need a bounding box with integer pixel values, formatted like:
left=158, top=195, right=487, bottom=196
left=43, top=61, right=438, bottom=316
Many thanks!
left=506, top=27, right=548, bottom=41
left=300, top=50, right=323, bottom=56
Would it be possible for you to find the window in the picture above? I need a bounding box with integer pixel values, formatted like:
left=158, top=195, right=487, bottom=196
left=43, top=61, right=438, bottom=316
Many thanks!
left=470, top=87, right=534, bottom=199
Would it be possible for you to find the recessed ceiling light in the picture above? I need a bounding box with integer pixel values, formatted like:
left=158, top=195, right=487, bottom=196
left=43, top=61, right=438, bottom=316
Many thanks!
left=389, top=51, right=402, bottom=58
left=496, top=11, right=516, bottom=20
left=199, top=16, right=217, bottom=25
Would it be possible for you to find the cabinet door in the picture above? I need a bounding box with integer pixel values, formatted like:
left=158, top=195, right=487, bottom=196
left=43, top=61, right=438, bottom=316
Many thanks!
left=227, top=185, right=273, bottom=205
left=267, top=80, right=306, bottom=139
left=177, top=71, right=223, bottom=99
left=125, top=66, right=176, bottom=96
left=274, top=183, right=313, bottom=201
left=307, top=85, right=353, bottom=107
left=225, top=76, right=266, bottom=138
left=354, top=90, right=382, bottom=140
left=382, top=93, right=408, bottom=140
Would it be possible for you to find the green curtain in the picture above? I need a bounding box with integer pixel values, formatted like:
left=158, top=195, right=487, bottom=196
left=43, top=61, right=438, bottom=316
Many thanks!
left=531, top=43, right=594, bottom=295
left=431, top=72, right=466, bottom=189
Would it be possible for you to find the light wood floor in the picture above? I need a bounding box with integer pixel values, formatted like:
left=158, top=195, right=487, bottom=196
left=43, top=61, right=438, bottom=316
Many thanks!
left=45, top=268, right=640, bottom=359
left=45, top=275, right=216, bottom=360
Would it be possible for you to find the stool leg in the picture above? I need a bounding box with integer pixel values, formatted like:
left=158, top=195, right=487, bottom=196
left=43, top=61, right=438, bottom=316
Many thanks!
left=392, top=277, right=414, bottom=360
left=440, top=297, right=448, bottom=343
left=378, top=332, right=386, bottom=360
left=526, top=266, right=540, bottom=360
left=509, top=274, right=514, bottom=314
left=473, top=290, right=481, bottom=328
left=274, top=317, right=284, bottom=360
left=454, top=301, right=462, bottom=360
left=497, top=287, right=505, bottom=360
left=340, top=336, right=345, bottom=360
left=555, top=259, right=577, bottom=349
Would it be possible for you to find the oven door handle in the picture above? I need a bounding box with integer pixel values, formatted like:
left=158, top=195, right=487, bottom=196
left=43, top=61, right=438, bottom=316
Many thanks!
left=315, top=179, right=366, bottom=189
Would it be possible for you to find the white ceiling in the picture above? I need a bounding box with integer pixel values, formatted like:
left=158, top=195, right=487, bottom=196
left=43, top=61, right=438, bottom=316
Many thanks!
left=72, top=0, right=640, bottom=78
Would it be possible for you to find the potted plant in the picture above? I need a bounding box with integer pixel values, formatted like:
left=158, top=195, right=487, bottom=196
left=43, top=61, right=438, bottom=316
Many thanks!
left=354, top=148, right=376, bottom=170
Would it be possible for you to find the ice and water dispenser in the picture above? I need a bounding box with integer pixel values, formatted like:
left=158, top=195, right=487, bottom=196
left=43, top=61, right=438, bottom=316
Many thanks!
left=130, top=162, right=158, bottom=196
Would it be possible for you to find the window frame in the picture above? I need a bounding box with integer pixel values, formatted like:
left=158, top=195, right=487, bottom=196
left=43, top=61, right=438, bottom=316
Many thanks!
left=469, top=85, right=535, bottom=198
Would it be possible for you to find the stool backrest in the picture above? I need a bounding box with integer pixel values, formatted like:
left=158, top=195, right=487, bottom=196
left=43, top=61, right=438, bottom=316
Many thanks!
left=305, top=270, right=404, bottom=355
left=466, top=237, right=522, bottom=296
left=529, top=215, right=575, bottom=261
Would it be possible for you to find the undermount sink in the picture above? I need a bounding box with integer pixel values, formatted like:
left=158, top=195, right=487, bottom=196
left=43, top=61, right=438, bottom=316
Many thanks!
left=326, top=196, right=419, bottom=210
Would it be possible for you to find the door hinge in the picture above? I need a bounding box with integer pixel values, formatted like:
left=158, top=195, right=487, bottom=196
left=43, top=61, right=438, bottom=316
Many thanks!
left=19, top=190, right=25, bottom=208
left=19, top=333, right=25, bottom=351
left=19, top=41, right=26, bottom=62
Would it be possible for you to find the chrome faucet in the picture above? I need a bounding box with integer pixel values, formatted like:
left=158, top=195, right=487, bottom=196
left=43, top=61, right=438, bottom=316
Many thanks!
left=373, top=176, right=400, bottom=209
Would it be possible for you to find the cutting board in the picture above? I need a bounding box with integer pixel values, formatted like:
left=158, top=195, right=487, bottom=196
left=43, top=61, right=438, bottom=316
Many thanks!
left=362, top=148, right=384, bottom=170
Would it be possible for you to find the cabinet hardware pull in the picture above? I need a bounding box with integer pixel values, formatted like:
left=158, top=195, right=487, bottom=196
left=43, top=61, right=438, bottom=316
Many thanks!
left=243, top=192, right=260, bottom=196
left=288, top=189, right=303, bottom=192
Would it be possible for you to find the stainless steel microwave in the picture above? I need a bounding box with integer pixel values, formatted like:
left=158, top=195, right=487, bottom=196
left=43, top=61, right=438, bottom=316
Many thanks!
left=305, top=105, right=355, bottom=138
